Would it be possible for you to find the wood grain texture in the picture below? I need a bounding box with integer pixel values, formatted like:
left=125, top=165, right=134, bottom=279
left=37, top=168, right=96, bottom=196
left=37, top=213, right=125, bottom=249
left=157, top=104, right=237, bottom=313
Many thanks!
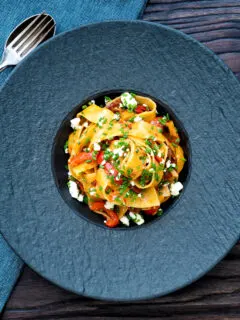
left=2, top=1, right=240, bottom=319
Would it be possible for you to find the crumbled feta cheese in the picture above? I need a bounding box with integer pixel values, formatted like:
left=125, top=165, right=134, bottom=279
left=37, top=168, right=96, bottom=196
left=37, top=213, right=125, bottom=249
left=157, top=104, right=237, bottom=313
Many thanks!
left=149, top=168, right=154, bottom=173
left=129, top=212, right=144, bottom=225
left=134, top=116, right=142, bottom=122
left=83, top=121, right=89, bottom=128
left=113, top=147, right=124, bottom=157
left=130, top=181, right=135, bottom=186
left=119, top=103, right=123, bottom=108
left=137, top=193, right=142, bottom=198
left=153, top=137, right=157, bottom=141
left=113, top=113, right=120, bottom=120
left=90, top=100, right=95, bottom=104
left=160, top=159, right=165, bottom=164
left=101, top=160, right=106, bottom=166
left=170, top=182, right=183, bottom=196
left=110, top=169, right=115, bottom=175
left=166, top=160, right=176, bottom=168
left=70, top=118, right=81, bottom=130
left=164, top=169, right=167, bottom=172
left=68, top=181, right=79, bottom=199
left=135, top=213, right=144, bottom=225
left=93, top=142, right=101, bottom=151
left=115, top=173, right=121, bottom=181
left=121, top=92, right=137, bottom=109
left=65, top=148, right=69, bottom=154
left=89, top=188, right=96, bottom=196
left=124, top=153, right=127, bottom=157
left=104, top=201, right=115, bottom=210
left=120, top=216, right=130, bottom=226
left=143, top=104, right=147, bottom=107
left=77, top=194, right=84, bottom=202
left=126, top=148, right=130, bottom=152
left=166, top=160, right=171, bottom=168
left=129, top=212, right=136, bottom=220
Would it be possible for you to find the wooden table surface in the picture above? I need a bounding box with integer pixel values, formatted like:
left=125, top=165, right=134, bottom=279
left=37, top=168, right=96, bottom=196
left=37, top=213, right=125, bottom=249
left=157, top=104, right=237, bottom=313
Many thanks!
left=2, top=1, right=240, bottom=319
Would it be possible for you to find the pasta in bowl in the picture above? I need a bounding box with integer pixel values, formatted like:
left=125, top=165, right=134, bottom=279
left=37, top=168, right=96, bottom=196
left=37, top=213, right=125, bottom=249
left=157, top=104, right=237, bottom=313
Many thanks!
left=65, top=92, right=186, bottom=228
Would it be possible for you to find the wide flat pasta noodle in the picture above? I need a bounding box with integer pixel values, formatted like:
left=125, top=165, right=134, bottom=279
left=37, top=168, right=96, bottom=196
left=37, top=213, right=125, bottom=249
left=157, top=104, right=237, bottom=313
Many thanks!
left=125, top=187, right=160, bottom=208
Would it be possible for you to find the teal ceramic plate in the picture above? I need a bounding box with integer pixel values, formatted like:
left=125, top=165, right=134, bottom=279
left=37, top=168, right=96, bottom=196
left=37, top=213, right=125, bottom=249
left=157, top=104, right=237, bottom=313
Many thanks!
left=0, top=21, right=239, bottom=300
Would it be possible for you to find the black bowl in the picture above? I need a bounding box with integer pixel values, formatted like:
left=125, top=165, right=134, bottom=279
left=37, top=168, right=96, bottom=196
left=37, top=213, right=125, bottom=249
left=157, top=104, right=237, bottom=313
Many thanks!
left=52, top=90, right=191, bottom=228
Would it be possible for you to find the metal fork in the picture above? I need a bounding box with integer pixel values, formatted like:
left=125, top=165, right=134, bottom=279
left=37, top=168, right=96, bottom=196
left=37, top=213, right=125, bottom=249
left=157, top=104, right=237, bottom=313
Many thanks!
left=0, top=12, right=56, bottom=72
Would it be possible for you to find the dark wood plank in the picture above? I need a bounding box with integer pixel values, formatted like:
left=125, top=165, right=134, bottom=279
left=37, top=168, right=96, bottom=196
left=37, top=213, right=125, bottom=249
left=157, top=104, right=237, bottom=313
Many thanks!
left=2, top=1, right=240, bottom=319
left=144, top=0, right=240, bottom=80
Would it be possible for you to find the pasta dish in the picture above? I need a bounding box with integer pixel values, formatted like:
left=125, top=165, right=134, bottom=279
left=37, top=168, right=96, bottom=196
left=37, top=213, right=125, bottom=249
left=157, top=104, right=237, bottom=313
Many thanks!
left=65, top=92, right=186, bottom=227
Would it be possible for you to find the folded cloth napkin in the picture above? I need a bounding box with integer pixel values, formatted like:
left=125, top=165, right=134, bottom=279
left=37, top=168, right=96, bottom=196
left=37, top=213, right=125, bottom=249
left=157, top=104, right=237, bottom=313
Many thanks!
left=0, top=0, right=148, bottom=312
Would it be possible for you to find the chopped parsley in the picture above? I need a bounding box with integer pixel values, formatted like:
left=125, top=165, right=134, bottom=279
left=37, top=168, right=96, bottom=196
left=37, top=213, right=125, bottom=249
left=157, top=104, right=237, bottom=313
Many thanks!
left=104, top=150, right=113, bottom=161
left=139, top=169, right=152, bottom=187
left=64, top=140, right=68, bottom=151
left=127, top=168, right=133, bottom=177
left=157, top=208, right=163, bottom=216
left=172, top=142, right=178, bottom=148
left=83, top=195, right=88, bottom=204
left=159, top=114, right=170, bottom=125
left=104, top=96, right=112, bottom=104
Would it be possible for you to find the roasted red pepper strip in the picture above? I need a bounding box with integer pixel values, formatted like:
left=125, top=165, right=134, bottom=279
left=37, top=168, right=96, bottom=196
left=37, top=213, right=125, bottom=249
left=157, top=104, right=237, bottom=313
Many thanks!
left=104, top=162, right=118, bottom=176
left=105, top=209, right=119, bottom=228
left=68, top=152, right=92, bottom=167
left=97, top=151, right=104, bottom=165
left=89, top=201, right=105, bottom=211
left=155, top=155, right=163, bottom=163
left=135, top=104, right=147, bottom=114
left=143, top=206, right=160, bottom=215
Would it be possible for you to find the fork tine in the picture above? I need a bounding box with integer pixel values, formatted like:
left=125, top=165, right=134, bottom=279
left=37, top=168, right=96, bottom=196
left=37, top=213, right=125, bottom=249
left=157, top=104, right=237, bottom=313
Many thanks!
left=19, top=23, right=55, bottom=57
left=9, top=13, right=46, bottom=48
left=15, top=15, right=49, bottom=52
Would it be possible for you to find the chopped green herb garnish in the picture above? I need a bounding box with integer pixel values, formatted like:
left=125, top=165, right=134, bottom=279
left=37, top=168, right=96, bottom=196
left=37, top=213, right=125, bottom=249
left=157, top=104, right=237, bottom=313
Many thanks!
left=127, top=168, right=133, bottom=176
left=146, top=147, right=152, bottom=154
left=83, top=195, right=88, bottom=204
left=104, top=96, right=112, bottom=104
left=64, top=140, right=69, bottom=151
left=157, top=208, right=163, bottom=216
left=82, top=105, right=88, bottom=110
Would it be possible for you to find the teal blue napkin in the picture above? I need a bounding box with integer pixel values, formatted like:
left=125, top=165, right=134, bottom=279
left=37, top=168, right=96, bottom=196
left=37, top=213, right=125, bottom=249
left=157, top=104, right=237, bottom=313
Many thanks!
left=0, top=0, right=147, bottom=312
